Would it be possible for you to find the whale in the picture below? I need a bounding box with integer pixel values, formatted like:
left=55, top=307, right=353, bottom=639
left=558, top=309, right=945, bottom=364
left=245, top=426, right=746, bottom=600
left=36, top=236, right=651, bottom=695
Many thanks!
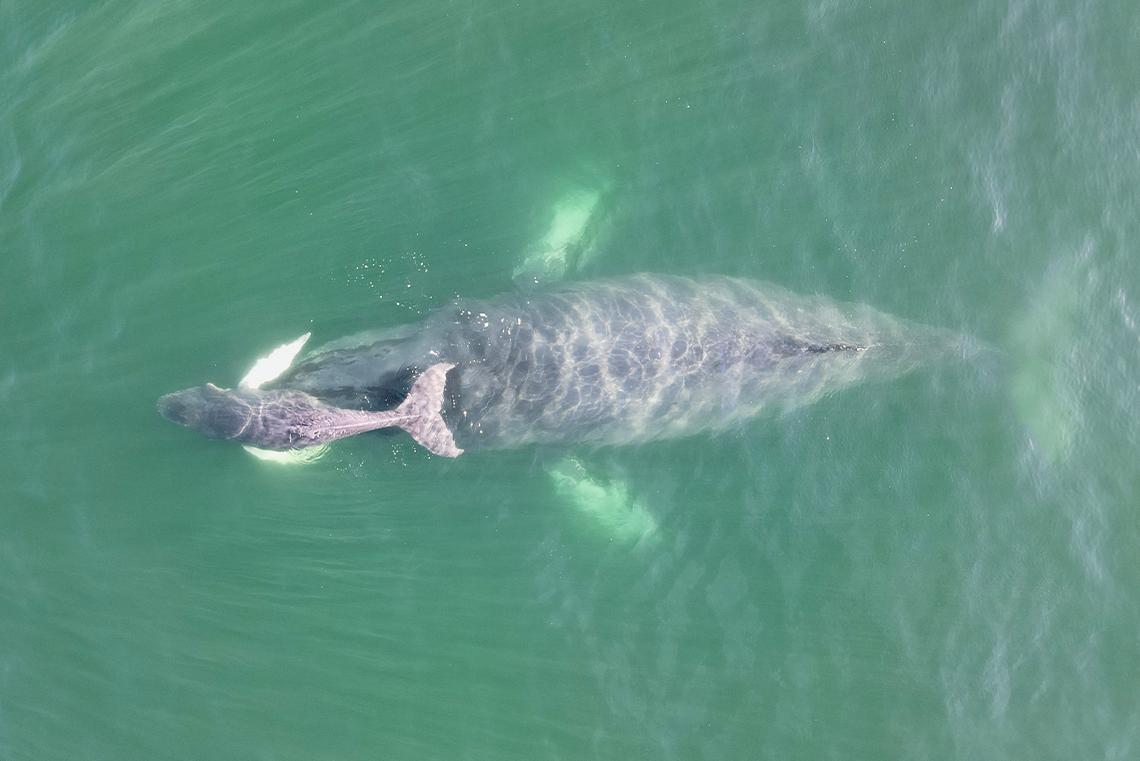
left=158, top=274, right=965, bottom=457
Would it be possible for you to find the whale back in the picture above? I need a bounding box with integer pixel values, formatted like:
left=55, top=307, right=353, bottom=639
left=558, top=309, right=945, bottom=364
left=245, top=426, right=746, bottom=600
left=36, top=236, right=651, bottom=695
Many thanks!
left=427, top=275, right=952, bottom=450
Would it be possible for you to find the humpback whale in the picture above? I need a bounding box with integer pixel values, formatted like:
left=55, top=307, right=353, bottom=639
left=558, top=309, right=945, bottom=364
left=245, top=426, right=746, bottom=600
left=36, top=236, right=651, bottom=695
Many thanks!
left=158, top=274, right=962, bottom=457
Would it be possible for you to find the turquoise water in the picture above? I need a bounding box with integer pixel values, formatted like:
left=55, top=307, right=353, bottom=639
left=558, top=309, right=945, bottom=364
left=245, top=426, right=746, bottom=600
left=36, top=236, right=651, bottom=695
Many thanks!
left=3, top=0, right=1140, bottom=758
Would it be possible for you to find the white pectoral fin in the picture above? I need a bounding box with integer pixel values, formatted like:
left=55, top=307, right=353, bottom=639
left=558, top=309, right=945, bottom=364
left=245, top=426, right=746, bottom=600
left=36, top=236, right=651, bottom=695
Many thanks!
left=239, top=332, right=311, bottom=389
left=243, top=444, right=328, bottom=465
left=546, top=457, right=657, bottom=542
left=512, top=186, right=604, bottom=286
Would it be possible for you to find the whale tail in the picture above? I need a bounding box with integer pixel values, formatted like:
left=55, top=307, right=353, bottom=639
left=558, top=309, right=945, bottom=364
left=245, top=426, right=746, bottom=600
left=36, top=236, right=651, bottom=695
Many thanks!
left=388, top=362, right=463, bottom=458
left=279, top=362, right=463, bottom=456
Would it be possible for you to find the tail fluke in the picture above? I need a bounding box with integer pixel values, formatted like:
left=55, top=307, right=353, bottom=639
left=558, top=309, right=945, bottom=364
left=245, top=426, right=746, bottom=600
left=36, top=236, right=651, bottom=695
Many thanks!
left=391, top=363, right=462, bottom=457
left=317, top=362, right=462, bottom=456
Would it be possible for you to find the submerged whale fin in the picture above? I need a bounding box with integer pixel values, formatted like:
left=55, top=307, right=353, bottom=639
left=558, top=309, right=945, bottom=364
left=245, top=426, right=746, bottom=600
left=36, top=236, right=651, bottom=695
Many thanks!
left=513, top=186, right=604, bottom=286
left=390, top=362, right=463, bottom=458
left=240, top=333, right=311, bottom=390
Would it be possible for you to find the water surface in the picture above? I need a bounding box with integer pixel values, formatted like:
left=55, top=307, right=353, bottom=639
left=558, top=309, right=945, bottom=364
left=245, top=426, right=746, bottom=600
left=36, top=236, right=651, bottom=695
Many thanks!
left=3, top=0, right=1139, bottom=758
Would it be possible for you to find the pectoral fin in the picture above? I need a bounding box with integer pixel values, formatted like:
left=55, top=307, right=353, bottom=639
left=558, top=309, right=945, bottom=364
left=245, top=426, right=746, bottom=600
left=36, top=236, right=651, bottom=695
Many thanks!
left=240, top=333, right=311, bottom=389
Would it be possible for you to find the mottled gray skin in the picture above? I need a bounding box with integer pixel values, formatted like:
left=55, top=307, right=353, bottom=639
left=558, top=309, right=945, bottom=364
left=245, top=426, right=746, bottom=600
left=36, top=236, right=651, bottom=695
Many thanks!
left=158, top=384, right=379, bottom=449
left=264, top=275, right=956, bottom=453
left=158, top=363, right=461, bottom=455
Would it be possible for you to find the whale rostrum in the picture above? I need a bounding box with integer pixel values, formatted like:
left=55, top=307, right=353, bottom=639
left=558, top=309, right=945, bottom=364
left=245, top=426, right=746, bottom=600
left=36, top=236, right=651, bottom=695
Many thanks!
left=158, top=274, right=967, bottom=457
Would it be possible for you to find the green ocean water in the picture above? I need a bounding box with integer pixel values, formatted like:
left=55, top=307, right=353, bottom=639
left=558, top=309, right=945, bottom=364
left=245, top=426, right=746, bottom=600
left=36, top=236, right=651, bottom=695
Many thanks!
left=3, top=0, right=1140, bottom=758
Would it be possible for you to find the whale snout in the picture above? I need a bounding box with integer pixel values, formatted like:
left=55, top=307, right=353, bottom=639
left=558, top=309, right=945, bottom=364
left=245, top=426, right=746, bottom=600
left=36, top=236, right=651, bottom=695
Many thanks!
left=157, top=389, right=196, bottom=426
left=157, top=384, right=241, bottom=440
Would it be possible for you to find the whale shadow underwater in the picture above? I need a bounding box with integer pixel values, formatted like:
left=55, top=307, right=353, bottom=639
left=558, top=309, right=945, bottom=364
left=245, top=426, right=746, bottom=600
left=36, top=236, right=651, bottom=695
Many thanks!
left=158, top=274, right=974, bottom=458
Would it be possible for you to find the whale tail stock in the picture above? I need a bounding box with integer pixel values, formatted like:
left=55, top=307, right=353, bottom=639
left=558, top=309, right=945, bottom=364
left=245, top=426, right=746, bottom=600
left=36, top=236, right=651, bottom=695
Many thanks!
left=383, top=362, right=463, bottom=458
left=332, top=362, right=462, bottom=457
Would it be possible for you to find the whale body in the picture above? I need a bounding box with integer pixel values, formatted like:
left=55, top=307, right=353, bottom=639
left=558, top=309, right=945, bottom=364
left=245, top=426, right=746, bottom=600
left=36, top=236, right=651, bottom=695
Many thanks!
left=158, top=274, right=960, bottom=457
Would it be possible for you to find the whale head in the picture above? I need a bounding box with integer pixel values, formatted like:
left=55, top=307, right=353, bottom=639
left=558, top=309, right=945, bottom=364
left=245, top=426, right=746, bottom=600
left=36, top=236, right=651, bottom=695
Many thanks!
left=157, top=384, right=333, bottom=450
left=158, top=383, right=263, bottom=443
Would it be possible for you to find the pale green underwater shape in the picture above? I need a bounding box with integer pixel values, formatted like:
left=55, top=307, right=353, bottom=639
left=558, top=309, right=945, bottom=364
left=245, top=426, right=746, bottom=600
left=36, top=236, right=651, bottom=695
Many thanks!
left=513, top=186, right=604, bottom=286
left=1009, top=257, right=1085, bottom=461
left=546, top=457, right=658, bottom=543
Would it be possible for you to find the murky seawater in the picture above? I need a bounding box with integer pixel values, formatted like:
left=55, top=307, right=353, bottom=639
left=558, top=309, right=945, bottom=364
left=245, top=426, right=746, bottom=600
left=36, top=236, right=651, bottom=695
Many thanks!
left=3, top=0, right=1139, bottom=758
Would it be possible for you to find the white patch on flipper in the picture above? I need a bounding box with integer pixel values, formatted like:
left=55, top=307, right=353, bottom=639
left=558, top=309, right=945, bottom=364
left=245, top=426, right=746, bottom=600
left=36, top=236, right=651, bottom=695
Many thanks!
left=513, top=188, right=602, bottom=286
left=238, top=332, right=315, bottom=465
left=547, top=457, right=657, bottom=543
left=242, top=444, right=329, bottom=465
left=239, top=333, right=311, bottom=390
